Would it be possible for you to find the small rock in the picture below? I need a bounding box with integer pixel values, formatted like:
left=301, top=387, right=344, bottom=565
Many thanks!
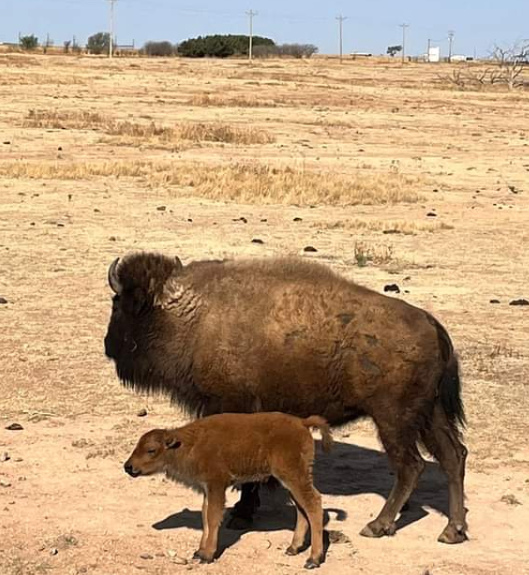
left=109, top=236, right=117, bottom=242
left=0, top=480, right=12, bottom=488
left=304, top=246, right=318, bottom=253
left=293, top=217, right=303, bottom=222
left=260, top=218, right=268, bottom=222
left=252, top=238, right=264, bottom=244
left=426, top=212, right=437, bottom=217
left=6, top=423, right=23, bottom=431
left=510, top=299, right=529, bottom=306
left=233, top=217, right=248, bottom=223
left=3, top=141, right=11, bottom=145
left=50, top=548, right=59, bottom=556
left=137, top=409, right=148, bottom=418
left=140, top=553, right=153, bottom=560
left=156, top=206, right=166, bottom=212
left=0, top=452, right=10, bottom=462
left=58, top=146, right=63, bottom=151
left=68, top=194, right=72, bottom=201
left=0, top=297, right=8, bottom=305
left=490, top=299, right=501, bottom=304
left=187, top=218, right=193, bottom=223
left=382, top=229, right=400, bottom=235
left=384, top=284, right=401, bottom=294
left=94, top=208, right=100, bottom=213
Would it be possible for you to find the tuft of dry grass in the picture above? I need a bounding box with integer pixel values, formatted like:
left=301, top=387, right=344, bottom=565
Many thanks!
left=189, top=93, right=279, bottom=108
left=23, top=109, right=274, bottom=145
left=0, top=160, right=422, bottom=206
left=317, top=218, right=454, bottom=234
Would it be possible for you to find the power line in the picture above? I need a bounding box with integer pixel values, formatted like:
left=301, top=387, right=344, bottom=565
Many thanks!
left=246, top=9, right=257, bottom=61
left=108, top=0, right=117, bottom=58
left=336, top=14, right=347, bottom=63
left=399, top=23, right=409, bottom=63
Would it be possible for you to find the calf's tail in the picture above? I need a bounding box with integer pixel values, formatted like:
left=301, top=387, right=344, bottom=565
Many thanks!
left=302, top=416, right=333, bottom=453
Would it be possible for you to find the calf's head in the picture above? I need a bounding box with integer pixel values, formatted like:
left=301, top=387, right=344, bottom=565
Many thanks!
left=124, top=429, right=181, bottom=478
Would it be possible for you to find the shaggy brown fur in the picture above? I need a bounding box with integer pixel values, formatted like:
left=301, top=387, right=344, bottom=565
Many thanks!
left=124, top=412, right=332, bottom=568
left=106, top=253, right=468, bottom=544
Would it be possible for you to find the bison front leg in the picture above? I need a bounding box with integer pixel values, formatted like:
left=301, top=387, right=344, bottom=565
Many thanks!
left=226, top=482, right=261, bottom=530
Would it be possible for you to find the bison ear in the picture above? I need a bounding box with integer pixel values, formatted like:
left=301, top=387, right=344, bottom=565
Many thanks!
left=164, top=433, right=182, bottom=450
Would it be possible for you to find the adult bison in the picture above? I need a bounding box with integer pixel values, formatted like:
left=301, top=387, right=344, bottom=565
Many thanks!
left=104, top=252, right=468, bottom=544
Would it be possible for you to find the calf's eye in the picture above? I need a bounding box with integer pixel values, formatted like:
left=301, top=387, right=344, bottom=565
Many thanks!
left=147, top=449, right=156, bottom=456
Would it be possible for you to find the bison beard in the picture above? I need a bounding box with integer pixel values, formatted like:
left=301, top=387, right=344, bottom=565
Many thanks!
left=104, top=252, right=468, bottom=544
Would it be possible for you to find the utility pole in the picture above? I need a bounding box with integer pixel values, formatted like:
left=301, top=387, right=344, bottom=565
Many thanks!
left=448, top=30, right=455, bottom=63
left=427, top=38, right=431, bottom=62
left=399, top=23, right=409, bottom=63
left=336, top=15, right=347, bottom=63
left=246, top=10, right=257, bottom=61
left=108, top=0, right=117, bottom=58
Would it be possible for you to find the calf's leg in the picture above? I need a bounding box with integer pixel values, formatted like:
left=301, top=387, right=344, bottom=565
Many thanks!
left=286, top=501, right=309, bottom=556
left=193, top=486, right=226, bottom=563
left=199, top=494, right=209, bottom=551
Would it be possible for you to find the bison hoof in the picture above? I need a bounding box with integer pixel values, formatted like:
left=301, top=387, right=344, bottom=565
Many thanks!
left=285, top=546, right=300, bottom=556
left=438, top=523, right=468, bottom=545
left=226, top=514, right=253, bottom=530
left=304, top=558, right=321, bottom=570
left=360, top=520, right=397, bottom=538
left=192, top=550, right=214, bottom=564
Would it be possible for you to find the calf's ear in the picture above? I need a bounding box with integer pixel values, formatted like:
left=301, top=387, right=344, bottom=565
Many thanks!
left=164, top=432, right=182, bottom=450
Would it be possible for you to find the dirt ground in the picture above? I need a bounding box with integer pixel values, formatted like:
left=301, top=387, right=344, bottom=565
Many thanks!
left=0, top=54, right=528, bottom=575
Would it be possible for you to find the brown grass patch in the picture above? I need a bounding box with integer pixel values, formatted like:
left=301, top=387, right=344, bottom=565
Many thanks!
left=318, top=219, right=454, bottom=234
left=0, top=160, right=422, bottom=206
left=190, top=93, right=279, bottom=108
left=23, top=109, right=274, bottom=145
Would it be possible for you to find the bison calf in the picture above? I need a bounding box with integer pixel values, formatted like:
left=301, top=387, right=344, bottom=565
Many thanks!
left=124, top=412, right=332, bottom=568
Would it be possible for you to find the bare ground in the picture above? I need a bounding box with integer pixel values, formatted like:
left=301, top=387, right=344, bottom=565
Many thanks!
left=0, top=55, right=528, bottom=575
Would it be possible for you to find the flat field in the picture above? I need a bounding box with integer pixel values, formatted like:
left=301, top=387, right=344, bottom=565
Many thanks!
left=0, top=54, right=528, bottom=575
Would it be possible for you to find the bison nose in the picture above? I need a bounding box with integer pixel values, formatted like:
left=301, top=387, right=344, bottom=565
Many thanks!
left=124, top=463, right=134, bottom=476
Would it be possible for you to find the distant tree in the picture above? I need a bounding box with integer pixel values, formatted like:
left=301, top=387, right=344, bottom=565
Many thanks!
left=63, top=40, right=72, bottom=54
left=490, top=42, right=529, bottom=90
left=20, top=35, right=39, bottom=51
left=87, top=32, right=111, bottom=55
left=387, top=45, right=402, bottom=57
left=178, top=34, right=275, bottom=58
left=142, top=41, right=176, bottom=57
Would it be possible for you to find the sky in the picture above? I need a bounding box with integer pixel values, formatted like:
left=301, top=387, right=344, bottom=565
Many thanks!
left=2, top=0, right=529, bottom=58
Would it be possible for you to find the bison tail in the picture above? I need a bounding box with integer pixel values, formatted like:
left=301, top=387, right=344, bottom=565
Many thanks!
left=302, top=416, right=333, bottom=453
left=435, top=319, right=466, bottom=430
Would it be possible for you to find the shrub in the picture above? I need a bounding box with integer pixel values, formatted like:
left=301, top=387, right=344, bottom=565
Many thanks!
left=20, top=35, right=39, bottom=51
left=87, top=32, right=110, bottom=55
left=142, top=41, right=176, bottom=57
left=177, top=34, right=275, bottom=58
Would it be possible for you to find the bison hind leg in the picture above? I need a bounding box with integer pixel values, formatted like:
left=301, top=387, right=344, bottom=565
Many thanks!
left=360, top=415, right=425, bottom=539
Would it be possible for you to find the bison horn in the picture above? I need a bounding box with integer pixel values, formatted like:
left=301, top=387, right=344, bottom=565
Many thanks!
left=108, top=258, right=122, bottom=294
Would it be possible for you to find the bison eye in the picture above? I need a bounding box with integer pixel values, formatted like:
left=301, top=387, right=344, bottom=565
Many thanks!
left=147, top=449, right=157, bottom=456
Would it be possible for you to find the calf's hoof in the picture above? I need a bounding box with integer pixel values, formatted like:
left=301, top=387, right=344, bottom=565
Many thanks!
left=285, top=546, right=300, bottom=556
left=226, top=514, right=253, bottom=530
left=438, top=523, right=468, bottom=545
left=192, top=550, right=214, bottom=564
left=360, top=519, right=397, bottom=538
left=304, top=558, right=321, bottom=570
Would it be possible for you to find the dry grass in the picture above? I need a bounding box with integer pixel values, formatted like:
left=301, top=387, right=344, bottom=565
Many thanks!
left=23, top=109, right=275, bottom=145
left=317, top=219, right=454, bottom=234
left=189, top=93, right=279, bottom=108
left=0, top=160, right=422, bottom=206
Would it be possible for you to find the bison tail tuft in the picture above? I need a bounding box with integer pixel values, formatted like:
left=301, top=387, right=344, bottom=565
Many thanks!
left=302, top=416, right=333, bottom=453
left=434, top=318, right=466, bottom=430
left=439, top=352, right=466, bottom=429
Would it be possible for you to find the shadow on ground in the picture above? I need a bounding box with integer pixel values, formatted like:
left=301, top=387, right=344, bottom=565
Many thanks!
left=152, top=440, right=448, bottom=556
